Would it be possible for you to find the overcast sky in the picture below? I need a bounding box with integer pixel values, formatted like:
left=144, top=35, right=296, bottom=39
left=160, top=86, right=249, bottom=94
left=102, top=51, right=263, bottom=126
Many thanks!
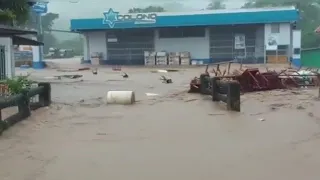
left=45, top=0, right=245, bottom=40
left=48, top=0, right=246, bottom=21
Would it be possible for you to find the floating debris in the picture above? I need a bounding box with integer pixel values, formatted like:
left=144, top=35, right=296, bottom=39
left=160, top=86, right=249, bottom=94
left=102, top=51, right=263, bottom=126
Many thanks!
left=57, top=67, right=90, bottom=72
left=160, top=75, right=172, bottom=83
left=145, top=93, right=159, bottom=96
left=122, top=72, right=129, bottom=78
left=92, top=68, right=98, bottom=75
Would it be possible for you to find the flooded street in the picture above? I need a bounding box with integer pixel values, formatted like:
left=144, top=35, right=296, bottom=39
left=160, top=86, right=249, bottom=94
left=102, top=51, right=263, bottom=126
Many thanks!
left=1, top=60, right=320, bottom=179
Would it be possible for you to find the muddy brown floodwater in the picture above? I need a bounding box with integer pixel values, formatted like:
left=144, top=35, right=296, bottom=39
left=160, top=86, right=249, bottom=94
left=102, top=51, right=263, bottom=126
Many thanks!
left=1, top=61, right=320, bottom=180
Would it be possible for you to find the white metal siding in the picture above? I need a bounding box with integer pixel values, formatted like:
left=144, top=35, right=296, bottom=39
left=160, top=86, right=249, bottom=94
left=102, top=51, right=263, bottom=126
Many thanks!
left=154, top=28, right=209, bottom=59
left=83, top=33, right=90, bottom=60
left=87, top=31, right=107, bottom=60
left=292, top=30, right=301, bottom=48
left=0, top=37, right=13, bottom=78
left=292, top=30, right=301, bottom=59
left=265, top=23, right=291, bottom=45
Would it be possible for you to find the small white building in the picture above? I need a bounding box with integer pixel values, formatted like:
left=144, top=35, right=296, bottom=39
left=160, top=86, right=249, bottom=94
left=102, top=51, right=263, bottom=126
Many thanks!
left=71, top=6, right=301, bottom=66
left=0, top=25, right=43, bottom=79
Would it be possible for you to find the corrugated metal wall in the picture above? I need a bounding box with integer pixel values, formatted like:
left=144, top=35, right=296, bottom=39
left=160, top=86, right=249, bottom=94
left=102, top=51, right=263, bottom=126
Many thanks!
left=209, top=24, right=265, bottom=63
left=301, top=48, right=320, bottom=68
left=106, top=29, right=154, bottom=65
left=154, top=28, right=210, bottom=62
left=85, top=24, right=269, bottom=65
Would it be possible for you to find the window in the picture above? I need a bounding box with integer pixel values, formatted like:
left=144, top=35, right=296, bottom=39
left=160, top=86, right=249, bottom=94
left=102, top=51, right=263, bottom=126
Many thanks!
left=277, top=45, right=288, bottom=55
left=159, top=28, right=182, bottom=38
left=277, top=45, right=288, bottom=50
left=183, top=27, right=205, bottom=37
left=159, top=27, right=205, bottom=38
left=271, top=24, right=280, bottom=33
left=294, top=48, right=301, bottom=55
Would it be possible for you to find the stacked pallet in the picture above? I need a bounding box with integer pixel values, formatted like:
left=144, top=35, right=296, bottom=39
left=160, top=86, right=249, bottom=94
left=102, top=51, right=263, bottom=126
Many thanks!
left=168, top=52, right=180, bottom=65
left=144, top=51, right=156, bottom=65
left=156, top=51, right=168, bottom=65
left=180, top=51, right=191, bottom=65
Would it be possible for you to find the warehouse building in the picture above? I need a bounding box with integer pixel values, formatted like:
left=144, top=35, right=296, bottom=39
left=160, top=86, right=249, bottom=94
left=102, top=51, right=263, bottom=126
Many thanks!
left=70, top=6, right=300, bottom=66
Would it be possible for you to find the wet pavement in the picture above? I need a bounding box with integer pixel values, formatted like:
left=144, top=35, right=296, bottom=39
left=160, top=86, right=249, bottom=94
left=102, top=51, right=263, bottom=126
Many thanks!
left=1, top=61, right=320, bottom=180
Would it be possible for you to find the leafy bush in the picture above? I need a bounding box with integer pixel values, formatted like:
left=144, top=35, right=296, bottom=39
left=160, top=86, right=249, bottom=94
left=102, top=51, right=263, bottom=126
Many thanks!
left=0, top=9, right=16, bottom=24
left=1, top=75, right=33, bottom=95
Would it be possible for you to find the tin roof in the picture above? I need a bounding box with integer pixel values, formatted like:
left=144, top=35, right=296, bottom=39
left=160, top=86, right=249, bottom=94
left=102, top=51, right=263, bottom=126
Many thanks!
left=71, top=6, right=299, bottom=31
left=0, top=25, right=37, bottom=35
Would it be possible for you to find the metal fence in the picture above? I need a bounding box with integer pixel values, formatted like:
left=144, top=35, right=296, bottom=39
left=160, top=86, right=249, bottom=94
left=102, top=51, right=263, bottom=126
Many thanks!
left=106, top=29, right=154, bottom=65
left=209, top=25, right=265, bottom=64
left=0, top=83, right=52, bottom=135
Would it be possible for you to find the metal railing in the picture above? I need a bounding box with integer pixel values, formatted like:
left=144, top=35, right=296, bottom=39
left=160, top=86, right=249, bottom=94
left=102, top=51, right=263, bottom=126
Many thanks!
left=199, top=74, right=241, bottom=112
left=0, top=82, right=51, bottom=135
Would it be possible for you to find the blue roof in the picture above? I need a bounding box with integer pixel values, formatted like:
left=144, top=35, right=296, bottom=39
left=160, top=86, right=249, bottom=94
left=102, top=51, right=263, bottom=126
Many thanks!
left=70, top=7, right=299, bottom=31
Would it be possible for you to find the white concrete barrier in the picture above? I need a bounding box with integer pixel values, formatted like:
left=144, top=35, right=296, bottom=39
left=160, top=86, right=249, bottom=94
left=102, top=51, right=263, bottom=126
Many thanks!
left=106, top=91, right=135, bottom=105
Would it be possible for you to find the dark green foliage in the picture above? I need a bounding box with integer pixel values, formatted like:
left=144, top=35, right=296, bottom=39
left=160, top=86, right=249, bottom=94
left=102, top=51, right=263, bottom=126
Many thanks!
left=242, top=0, right=320, bottom=48
left=1, top=75, right=33, bottom=95
left=0, top=0, right=29, bottom=25
left=128, top=6, right=165, bottom=13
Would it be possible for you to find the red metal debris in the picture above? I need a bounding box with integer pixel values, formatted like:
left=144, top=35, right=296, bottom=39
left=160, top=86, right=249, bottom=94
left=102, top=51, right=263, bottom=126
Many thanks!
left=233, top=68, right=283, bottom=92
left=189, top=76, right=201, bottom=93
left=189, top=62, right=320, bottom=94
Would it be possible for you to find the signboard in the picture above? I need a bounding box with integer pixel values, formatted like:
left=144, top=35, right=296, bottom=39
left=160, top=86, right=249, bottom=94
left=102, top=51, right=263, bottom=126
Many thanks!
left=107, top=38, right=118, bottom=42
left=234, top=34, right=245, bottom=49
left=103, top=8, right=157, bottom=28
left=32, top=2, right=48, bottom=14
left=266, top=34, right=278, bottom=50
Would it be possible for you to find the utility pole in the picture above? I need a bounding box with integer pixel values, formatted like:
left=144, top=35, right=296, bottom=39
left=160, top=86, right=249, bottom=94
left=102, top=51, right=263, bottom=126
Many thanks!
left=30, top=1, right=48, bottom=69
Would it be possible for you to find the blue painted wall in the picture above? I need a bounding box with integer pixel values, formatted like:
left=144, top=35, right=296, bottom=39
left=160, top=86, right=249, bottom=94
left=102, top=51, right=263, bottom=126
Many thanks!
left=71, top=9, right=299, bottom=30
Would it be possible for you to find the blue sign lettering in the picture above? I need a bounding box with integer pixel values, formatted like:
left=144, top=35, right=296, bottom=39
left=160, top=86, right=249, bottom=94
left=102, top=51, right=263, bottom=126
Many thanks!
left=103, top=8, right=157, bottom=28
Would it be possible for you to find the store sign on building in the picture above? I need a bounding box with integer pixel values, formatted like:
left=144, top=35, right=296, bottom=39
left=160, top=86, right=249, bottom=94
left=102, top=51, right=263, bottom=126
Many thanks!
left=32, top=2, right=48, bottom=14
left=103, top=8, right=157, bottom=28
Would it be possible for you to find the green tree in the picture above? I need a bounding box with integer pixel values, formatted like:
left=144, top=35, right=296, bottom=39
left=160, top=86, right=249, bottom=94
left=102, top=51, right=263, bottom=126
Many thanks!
left=0, top=0, right=30, bottom=25
left=43, top=32, right=58, bottom=54
left=128, top=6, right=165, bottom=13
left=25, top=12, right=59, bottom=31
left=57, top=36, right=83, bottom=56
left=206, top=0, right=226, bottom=10
left=24, top=12, right=60, bottom=54
left=41, top=13, right=59, bottom=31
left=41, top=13, right=60, bottom=53
left=242, top=0, right=320, bottom=48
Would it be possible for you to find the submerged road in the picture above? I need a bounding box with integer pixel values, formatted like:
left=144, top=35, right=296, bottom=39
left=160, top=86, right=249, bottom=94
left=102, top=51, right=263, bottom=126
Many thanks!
left=1, top=65, right=320, bottom=180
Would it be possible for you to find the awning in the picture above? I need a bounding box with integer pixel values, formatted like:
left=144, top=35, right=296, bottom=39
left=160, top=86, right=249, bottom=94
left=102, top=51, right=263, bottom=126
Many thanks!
left=12, top=36, right=43, bottom=46
left=0, top=25, right=37, bottom=35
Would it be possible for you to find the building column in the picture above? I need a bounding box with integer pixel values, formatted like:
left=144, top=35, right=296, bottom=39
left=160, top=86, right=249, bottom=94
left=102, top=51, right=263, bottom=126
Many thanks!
left=32, top=38, right=44, bottom=69
left=82, top=33, right=90, bottom=64
left=32, top=15, right=44, bottom=69
left=292, top=30, right=301, bottom=67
